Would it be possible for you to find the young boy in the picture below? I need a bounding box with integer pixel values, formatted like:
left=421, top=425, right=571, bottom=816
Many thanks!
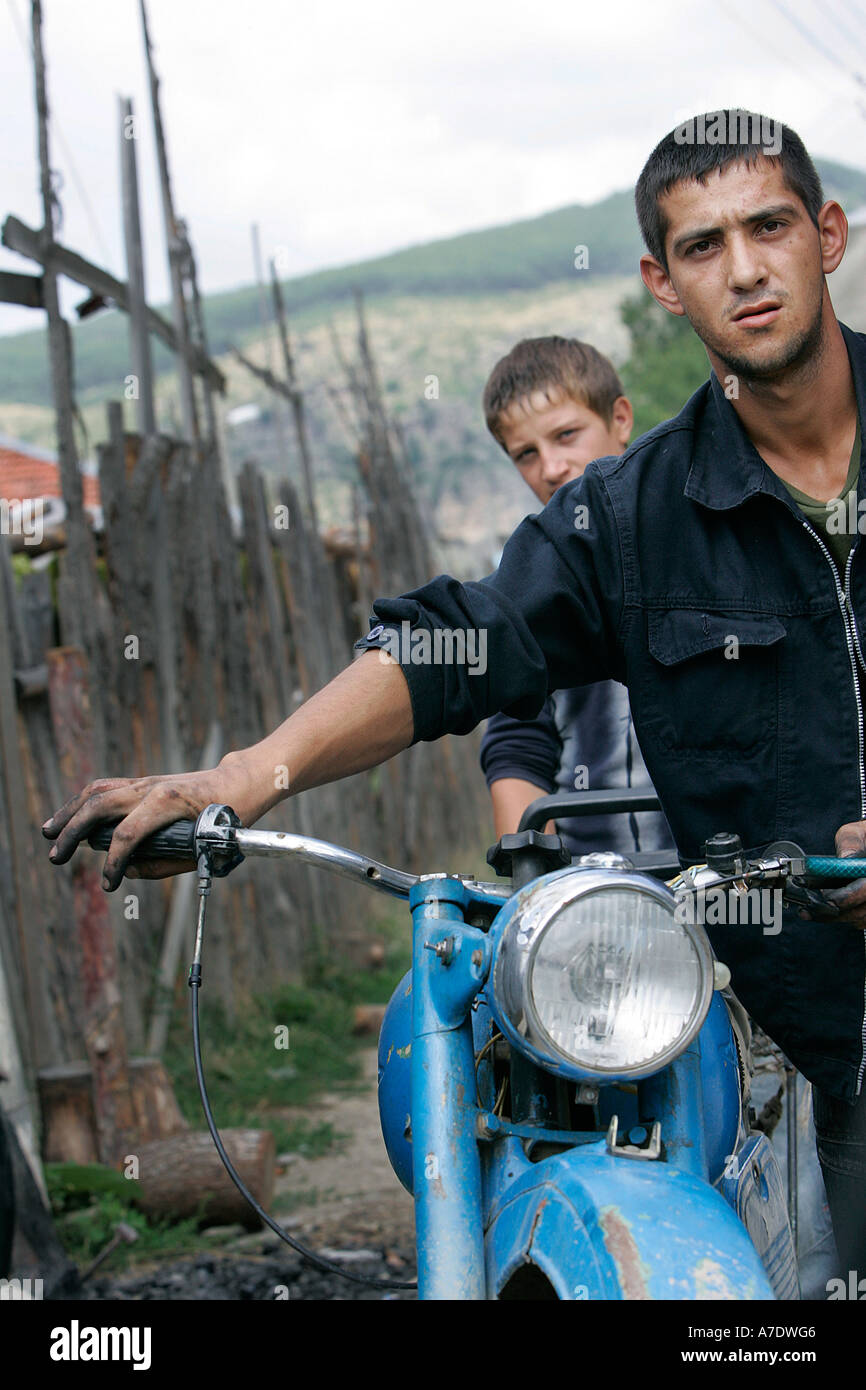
left=479, top=336, right=674, bottom=857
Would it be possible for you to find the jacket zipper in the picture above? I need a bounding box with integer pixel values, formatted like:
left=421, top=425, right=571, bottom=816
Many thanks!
left=799, top=520, right=866, bottom=1093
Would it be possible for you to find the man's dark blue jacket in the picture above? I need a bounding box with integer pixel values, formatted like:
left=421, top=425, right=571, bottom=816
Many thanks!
left=356, top=322, right=866, bottom=1100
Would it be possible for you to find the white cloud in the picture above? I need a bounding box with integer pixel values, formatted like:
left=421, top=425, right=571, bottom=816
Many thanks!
left=0, top=0, right=863, bottom=336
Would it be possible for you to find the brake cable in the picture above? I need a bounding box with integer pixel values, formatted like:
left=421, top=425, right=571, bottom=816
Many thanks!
left=189, top=851, right=416, bottom=1293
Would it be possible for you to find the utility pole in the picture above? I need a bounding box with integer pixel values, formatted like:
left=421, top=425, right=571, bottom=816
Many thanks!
left=119, top=95, right=156, bottom=436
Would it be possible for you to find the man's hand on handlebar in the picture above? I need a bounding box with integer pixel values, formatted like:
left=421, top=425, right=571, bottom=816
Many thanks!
left=42, top=754, right=265, bottom=891
left=798, top=820, right=866, bottom=927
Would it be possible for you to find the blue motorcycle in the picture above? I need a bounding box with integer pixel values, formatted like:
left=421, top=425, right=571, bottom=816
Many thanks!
left=89, top=794, right=865, bottom=1300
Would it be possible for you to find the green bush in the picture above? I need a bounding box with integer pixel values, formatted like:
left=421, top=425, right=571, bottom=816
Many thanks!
left=619, top=290, right=710, bottom=439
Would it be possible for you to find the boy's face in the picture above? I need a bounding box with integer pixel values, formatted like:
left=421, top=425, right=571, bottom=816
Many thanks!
left=497, top=389, right=633, bottom=505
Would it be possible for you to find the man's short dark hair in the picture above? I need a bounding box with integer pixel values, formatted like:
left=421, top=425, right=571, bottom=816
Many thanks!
left=483, top=336, right=625, bottom=447
left=635, top=109, right=825, bottom=273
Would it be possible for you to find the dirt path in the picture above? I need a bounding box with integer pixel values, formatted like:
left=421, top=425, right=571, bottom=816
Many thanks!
left=272, top=1046, right=415, bottom=1249
left=79, top=1045, right=417, bottom=1300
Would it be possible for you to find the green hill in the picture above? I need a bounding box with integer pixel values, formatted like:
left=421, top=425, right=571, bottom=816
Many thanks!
left=3, top=156, right=863, bottom=408
left=3, top=157, right=865, bottom=576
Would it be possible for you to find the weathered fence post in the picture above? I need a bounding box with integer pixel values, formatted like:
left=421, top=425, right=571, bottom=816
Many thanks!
left=46, top=647, right=136, bottom=1164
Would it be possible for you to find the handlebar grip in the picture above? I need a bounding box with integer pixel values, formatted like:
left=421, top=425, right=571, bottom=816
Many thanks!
left=87, top=818, right=197, bottom=861
left=805, top=856, right=866, bottom=881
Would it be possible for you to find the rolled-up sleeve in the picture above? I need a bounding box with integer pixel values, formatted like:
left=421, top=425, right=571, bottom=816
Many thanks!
left=353, top=468, right=623, bottom=743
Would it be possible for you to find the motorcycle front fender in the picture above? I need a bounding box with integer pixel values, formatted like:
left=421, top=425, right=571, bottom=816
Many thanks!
left=486, top=1144, right=776, bottom=1301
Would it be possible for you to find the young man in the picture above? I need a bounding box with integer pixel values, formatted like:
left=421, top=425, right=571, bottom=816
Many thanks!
left=45, top=111, right=866, bottom=1271
left=479, top=336, right=674, bottom=856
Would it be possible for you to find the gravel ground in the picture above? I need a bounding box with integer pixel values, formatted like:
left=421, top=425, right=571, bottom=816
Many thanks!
left=75, top=1243, right=417, bottom=1301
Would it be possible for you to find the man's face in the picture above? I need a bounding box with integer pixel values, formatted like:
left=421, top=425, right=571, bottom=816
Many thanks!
left=650, top=158, right=827, bottom=381
left=497, top=389, right=632, bottom=505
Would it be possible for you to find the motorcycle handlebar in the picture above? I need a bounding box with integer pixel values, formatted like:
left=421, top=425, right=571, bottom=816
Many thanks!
left=87, top=818, right=197, bottom=860
left=804, top=856, right=866, bottom=881
left=84, top=811, right=866, bottom=890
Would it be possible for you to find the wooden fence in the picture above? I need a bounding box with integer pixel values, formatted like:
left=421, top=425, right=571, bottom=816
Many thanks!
left=0, top=384, right=490, bottom=1159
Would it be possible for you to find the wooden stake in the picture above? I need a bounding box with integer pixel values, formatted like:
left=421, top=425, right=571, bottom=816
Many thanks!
left=30, top=0, right=92, bottom=654
left=119, top=95, right=156, bottom=436
left=270, top=261, right=318, bottom=530
left=139, top=0, right=199, bottom=446
left=251, top=222, right=291, bottom=468
left=46, top=648, right=136, bottom=1165
left=0, top=547, right=41, bottom=1079
left=1, top=216, right=225, bottom=393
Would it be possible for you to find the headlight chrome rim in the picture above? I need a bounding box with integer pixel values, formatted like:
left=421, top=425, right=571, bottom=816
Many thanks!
left=490, top=868, right=714, bottom=1083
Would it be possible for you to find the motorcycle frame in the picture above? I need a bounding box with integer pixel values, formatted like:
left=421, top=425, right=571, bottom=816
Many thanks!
left=405, top=872, right=790, bottom=1301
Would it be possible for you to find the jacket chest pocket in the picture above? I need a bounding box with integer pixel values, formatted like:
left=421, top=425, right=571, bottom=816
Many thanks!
left=640, top=610, right=786, bottom=756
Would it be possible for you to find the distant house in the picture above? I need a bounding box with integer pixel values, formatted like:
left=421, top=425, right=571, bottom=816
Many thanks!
left=0, top=433, right=102, bottom=534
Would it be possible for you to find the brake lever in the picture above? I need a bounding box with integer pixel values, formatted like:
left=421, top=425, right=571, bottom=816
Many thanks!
left=677, top=839, right=846, bottom=919
left=780, top=878, right=841, bottom=919
left=738, top=839, right=845, bottom=917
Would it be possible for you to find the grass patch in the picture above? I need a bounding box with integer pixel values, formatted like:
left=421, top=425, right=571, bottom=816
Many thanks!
left=45, top=1163, right=205, bottom=1269
left=270, top=1118, right=342, bottom=1158
left=161, top=899, right=412, bottom=1151
left=269, top=1188, right=326, bottom=1216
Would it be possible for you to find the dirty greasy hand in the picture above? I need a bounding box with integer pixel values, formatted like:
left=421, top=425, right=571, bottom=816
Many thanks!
left=42, top=753, right=265, bottom=892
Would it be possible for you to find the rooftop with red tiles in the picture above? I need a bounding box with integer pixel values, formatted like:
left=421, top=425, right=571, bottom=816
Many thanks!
left=0, top=435, right=101, bottom=510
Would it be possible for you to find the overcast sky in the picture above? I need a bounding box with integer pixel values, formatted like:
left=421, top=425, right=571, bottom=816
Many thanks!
left=1, top=0, right=865, bottom=336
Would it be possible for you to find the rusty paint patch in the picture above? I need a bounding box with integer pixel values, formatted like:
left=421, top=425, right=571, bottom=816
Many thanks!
left=396, top=1044, right=411, bottom=1059
left=600, top=1206, right=651, bottom=1300
left=693, top=1257, right=739, bottom=1301
left=528, top=1194, right=550, bottom=1247
left=386, top=1044, right=394, bottom=1064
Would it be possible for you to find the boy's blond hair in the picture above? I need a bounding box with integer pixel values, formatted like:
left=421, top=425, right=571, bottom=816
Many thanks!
left=483, top=336, right=625, bottom=447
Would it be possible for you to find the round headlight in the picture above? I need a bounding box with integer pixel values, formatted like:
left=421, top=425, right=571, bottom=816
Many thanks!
left=491, top=869, right=713, bottom=1081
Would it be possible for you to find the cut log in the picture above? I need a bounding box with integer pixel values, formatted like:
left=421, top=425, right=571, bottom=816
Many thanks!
left=127, top=1058, right=188, bottom=1144
left=37, top=1062, right=98, bottom=1165
left=133, top=1129, right=274, bottom=1229
left=38, top=1056, right=187, bottom=1164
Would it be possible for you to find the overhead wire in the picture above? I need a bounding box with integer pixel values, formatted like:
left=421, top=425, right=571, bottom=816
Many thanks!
left=7, top=0, right=117, bottom=266
left=726, top=0, right=866, bottom=128
left=726, top=0, right=850, bottom=101
left=812, top=0, right=866, bottom=52
left=839, top=0, right=866, bottom=31
left=764, top=0, right=866, bottom=91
